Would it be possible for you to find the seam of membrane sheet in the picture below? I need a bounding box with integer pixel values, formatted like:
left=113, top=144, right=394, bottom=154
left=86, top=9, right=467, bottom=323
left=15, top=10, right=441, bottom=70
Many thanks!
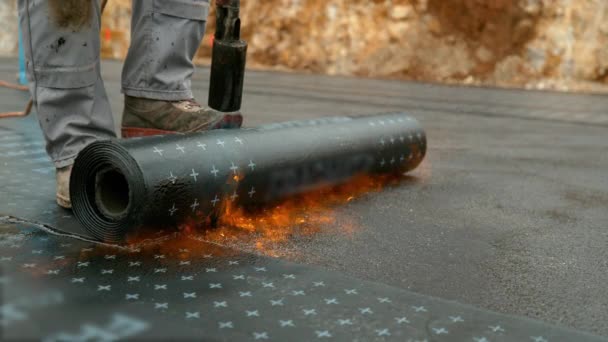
left=0, top=215, right=230, bottom=251
left=0, top=215, right=123, bottom=248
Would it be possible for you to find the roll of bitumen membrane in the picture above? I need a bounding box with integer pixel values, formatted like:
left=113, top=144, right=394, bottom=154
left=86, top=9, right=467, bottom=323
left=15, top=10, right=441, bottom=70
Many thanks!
left=71, top=113, right=427, bottom=243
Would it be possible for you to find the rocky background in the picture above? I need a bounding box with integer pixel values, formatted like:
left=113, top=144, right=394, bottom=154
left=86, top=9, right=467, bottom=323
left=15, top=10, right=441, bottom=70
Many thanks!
left=2, top=0, right=608, bottom=92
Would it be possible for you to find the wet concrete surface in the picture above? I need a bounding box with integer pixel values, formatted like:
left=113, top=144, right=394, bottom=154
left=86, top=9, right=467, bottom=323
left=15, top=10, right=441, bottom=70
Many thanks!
left=1, top=57, right=607, bottom=338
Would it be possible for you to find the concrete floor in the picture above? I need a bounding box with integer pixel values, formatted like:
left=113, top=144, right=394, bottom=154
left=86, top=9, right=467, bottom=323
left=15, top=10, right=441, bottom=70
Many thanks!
left=2, top=58, right=608, bottom=336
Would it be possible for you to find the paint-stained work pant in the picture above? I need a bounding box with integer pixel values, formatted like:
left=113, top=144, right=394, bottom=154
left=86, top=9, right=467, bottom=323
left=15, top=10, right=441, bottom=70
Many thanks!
left=18, top=0, right=209, bottom=168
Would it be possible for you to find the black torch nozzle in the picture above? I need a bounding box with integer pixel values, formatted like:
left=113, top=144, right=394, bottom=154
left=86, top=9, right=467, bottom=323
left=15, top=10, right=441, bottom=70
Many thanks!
left=208, top=0, right=247, bottom=112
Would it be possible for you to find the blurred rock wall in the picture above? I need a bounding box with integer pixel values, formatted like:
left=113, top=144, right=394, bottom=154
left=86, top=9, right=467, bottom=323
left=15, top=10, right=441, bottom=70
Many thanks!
left=2, top=0, right=608, bottom=91
left=229, top=0, right=608, bottom=90
left=0, top=0, right=18, bottom=56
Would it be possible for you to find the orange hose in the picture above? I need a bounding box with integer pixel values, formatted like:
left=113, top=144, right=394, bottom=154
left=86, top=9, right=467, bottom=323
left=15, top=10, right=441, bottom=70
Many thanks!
left=0, top=80, right=29, bottom=91
left=0, top=80, right=32, bottom=118
left=0, top=99, right=33, bottom=118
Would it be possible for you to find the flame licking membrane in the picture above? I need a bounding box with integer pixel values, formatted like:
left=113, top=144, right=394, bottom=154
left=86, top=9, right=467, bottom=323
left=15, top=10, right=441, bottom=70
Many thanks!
left=125, top=173, right=409, bottom=257
left=195, top=173, right=405, bottom=257
left=125, top=165, right=429, bottom=257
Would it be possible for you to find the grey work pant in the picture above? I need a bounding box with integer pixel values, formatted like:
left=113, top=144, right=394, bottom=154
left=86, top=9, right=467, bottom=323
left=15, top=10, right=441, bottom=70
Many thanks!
left=18, top=0, right=209, bottom=168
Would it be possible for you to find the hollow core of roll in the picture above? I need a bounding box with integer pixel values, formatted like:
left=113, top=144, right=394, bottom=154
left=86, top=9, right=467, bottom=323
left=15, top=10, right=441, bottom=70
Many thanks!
left=94, top=168, right=130, bottom=220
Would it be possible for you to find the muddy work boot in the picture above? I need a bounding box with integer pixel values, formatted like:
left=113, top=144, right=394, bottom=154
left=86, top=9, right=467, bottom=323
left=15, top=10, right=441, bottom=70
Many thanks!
left=56, top=165, right=73, bottom=209
left=121, top=96, right=243, bottom=138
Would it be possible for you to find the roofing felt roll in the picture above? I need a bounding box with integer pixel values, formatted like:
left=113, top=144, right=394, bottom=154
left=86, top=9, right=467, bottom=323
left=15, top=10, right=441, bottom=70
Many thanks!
left=70, top=113, right=427, bottom=243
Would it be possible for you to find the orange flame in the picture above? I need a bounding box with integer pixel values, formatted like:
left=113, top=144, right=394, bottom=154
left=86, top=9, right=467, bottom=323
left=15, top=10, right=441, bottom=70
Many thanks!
left=124, top=168, right=427, bottom=259
left=199, top=173, right=404, bottom=257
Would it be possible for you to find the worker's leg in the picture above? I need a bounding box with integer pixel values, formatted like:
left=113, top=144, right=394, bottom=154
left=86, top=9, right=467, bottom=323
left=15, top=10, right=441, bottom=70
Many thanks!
left=19, top=0, right=116, bottom=167
left=121, top=0, right=242, bottom=138
left=122, top=0, right=208, bottom=101
left=19, top=0, right=116, bottom=207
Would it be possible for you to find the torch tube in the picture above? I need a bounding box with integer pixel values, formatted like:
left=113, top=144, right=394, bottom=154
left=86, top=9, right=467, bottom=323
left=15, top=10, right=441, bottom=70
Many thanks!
left=70, top=113, right=427, bottom=243
left=208, top=0, right=247, bottom=112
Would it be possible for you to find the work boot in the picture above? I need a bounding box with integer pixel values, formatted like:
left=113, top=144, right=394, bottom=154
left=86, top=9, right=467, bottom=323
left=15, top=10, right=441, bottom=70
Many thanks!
left=121, top=96, right=243, bottom=138
left=56, top=165, right=72, bottom=209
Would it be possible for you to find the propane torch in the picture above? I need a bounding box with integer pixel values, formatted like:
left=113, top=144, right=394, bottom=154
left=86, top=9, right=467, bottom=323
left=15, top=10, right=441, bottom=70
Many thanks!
left=208, top=0, right=248, bottom=112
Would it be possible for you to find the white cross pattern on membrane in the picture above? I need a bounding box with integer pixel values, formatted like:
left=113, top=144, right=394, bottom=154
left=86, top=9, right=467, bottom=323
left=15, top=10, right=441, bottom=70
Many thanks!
left=211, top=166, right=219, bottom=177
left=190, top=199, right=199, bottom=212
left=168, top=204, right=178, bottom=216
left=211, top=195, right=220, bottom=207
left=190, top=169, right=199, bottom=182
left=230, top=162, right=239, bottom=175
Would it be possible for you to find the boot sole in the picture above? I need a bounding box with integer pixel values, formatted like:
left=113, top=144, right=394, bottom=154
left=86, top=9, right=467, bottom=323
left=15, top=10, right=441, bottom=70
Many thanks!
left=121, top=113, right=243, bottom=138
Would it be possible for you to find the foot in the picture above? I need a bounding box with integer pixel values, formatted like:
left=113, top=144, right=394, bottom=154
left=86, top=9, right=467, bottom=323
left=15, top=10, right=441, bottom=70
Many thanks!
left=121, top=96, right=243, bottom=138
left=56, top=165, right=72, bottom=209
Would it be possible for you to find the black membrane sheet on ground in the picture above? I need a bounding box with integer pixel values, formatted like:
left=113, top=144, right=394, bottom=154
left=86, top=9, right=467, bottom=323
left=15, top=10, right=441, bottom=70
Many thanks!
left=0, top=115, right=605, bottom=341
